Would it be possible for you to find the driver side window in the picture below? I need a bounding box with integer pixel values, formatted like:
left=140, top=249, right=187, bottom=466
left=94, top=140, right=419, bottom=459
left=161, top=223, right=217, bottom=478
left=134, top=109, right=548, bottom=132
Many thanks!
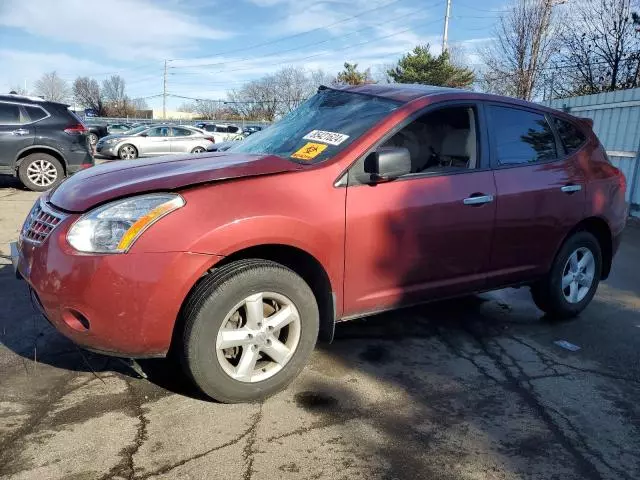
left=381, top=106, right=479, bottom=174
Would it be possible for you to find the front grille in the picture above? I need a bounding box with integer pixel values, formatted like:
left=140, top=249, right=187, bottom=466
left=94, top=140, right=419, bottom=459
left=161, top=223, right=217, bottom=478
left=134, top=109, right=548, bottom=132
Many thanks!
left=21, top=200, right=66, bottom=245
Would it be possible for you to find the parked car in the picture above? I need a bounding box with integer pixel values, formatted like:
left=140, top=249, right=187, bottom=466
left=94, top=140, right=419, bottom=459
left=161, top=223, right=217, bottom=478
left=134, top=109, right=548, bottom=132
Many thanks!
left=0, top=94, right=94, bottom=191
left=85, top=123, right=108, bottom=147
left=199, top=123, right=243, bottom=143
left=107, top=123, right=133, bottom=135
left=96, top=125, right=214, bottom=159
left=206, top=139, right=240, bottom=152
left=11, top=85, right=628, bottom=403
left=243, top=125, right=263, bottom=135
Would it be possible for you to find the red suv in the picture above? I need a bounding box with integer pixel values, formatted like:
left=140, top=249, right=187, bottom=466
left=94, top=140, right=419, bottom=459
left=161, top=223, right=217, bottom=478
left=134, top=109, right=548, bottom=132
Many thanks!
left=11, top=85, right=628, bottom=403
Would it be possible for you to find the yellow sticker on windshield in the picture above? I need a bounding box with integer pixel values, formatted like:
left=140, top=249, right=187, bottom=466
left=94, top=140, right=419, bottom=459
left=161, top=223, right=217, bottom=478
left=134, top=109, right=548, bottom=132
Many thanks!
left=291, top=142, right=327, bottom=161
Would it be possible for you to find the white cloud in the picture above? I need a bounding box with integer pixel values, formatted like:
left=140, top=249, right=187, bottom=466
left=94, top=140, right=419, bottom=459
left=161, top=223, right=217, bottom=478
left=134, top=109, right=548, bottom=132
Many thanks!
left=0, top=0, right=232, bottom=60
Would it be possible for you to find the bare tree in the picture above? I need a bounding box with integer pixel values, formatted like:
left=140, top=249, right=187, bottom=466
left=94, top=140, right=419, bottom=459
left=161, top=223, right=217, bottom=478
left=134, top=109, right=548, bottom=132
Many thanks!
left=228, top=75, right=279, bottom=121
left=129, top=97, right=149, bottom=111
left=194, top=100, right=223, bottom=119
left=34, top=71, right=70, bottom=102
left=273, top=66, right=315, bottom=114
left=556, top=0, right=640, bottom=95
left=102, top=75, right=129, bottom=116
left=480, top=0, right=561, bottom=100
left=72, top=77, right=105, bottom=115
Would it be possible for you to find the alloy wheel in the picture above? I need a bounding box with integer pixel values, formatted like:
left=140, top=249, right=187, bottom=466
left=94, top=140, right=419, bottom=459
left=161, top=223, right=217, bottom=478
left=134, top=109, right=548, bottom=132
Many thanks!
left=192, top=147, right=205, bottom=153
left=562, top=247, right=596, bottom=304
left=26, top=159, right=58, bottom=188
left=215, top=292, right=301, bottom=383
left=120, top=145, right=137, bottom=159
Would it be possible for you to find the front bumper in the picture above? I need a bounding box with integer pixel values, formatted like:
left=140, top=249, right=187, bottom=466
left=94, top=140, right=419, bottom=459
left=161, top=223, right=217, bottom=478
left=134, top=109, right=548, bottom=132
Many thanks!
left=12, top=220, right=219, bottom=357
left=95, top=142, right=119, bottom=157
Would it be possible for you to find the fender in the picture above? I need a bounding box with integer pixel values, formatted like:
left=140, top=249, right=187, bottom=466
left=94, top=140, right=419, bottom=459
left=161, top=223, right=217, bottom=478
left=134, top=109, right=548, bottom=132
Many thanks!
left=15, top=145, right=66, bottom=168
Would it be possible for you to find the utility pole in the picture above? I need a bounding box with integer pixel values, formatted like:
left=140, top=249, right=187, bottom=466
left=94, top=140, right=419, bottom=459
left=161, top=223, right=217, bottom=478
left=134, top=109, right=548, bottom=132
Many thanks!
left=442, top=0, right=451, bottom=53
left=163, top=60, right=167, bottom=120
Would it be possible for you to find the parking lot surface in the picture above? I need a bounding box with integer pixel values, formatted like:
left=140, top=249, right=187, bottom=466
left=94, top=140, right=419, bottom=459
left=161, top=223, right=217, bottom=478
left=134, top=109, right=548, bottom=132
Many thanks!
left=1, top=177, right=639, bottom=480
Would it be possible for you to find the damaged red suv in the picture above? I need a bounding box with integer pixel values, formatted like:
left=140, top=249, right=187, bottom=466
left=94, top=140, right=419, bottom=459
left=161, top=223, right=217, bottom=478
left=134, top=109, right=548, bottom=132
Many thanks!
left=11, top=85, right=627, bottom=403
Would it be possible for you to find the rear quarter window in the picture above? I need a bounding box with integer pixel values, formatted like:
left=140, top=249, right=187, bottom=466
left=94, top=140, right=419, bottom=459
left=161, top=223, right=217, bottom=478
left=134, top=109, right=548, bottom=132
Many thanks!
left=24, top=105, right=48, bottom=123
left=554, top=117, right=587, bottom=154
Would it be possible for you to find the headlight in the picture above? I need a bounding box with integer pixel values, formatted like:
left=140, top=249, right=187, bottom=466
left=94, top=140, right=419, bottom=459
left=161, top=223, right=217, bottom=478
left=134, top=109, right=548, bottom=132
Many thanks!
left=104, top=138, right=119, bottom=145
left=67, top=193, right=185, bottom=253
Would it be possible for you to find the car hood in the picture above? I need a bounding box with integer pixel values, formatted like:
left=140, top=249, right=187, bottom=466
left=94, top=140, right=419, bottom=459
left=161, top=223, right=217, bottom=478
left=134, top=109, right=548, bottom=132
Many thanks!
left=49, top=152, right=301, bottom=212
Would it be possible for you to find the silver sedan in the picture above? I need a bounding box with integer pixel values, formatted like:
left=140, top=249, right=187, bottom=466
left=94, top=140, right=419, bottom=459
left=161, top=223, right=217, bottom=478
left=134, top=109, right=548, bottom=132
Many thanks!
left=96, top=125, right=214, bottom=159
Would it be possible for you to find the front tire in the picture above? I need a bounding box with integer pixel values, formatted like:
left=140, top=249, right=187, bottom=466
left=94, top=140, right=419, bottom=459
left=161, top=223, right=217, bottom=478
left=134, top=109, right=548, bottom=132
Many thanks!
left=180, top=259, right=319, bottom=403
left=18, top=153, right=64, bottom=192
left=531, top=231, right=602, bottom=319
left=118, top=144, right=138, bottom=160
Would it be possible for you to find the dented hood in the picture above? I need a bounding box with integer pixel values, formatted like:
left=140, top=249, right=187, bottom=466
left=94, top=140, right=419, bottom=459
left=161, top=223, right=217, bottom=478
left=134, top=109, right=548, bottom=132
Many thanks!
left=49, top=152, right=300, bottom=212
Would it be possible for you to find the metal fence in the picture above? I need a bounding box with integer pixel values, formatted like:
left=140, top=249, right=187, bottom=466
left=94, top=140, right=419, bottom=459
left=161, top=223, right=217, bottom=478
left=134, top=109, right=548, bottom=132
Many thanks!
left=542, top=88, right=640, bottom=216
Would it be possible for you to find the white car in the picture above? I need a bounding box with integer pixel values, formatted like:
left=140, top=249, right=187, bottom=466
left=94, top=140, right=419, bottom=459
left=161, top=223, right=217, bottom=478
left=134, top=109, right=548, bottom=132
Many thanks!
left=198, top=123, right=243, bottom=143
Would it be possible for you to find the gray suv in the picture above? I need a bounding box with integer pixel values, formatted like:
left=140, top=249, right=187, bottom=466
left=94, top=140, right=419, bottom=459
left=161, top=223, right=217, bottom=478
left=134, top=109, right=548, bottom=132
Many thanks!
left=0, top=94, right=94, bottom=191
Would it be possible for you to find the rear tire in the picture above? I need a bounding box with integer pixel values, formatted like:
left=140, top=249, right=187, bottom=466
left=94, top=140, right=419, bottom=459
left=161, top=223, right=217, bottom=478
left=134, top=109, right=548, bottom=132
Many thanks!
left=88, top=133, right=98, bottom=146
left=531, top=232, right=602, bottom=319
left=191, top=146, right=206, bottom=154
left=18, top=153, right=64, bottom=192
left=180, top=259, right=319, bottom=403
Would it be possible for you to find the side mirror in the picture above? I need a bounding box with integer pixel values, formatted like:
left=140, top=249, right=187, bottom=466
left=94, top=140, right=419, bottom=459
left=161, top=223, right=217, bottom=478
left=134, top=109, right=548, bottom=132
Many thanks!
left=140, top=132, right=148, bottom=137
left=362, top=147, right=411, bottom=183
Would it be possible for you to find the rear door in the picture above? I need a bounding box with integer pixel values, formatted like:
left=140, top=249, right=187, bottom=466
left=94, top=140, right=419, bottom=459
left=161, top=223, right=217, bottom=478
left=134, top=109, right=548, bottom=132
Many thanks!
left=170, top=127, right=196, bottom=153
left=486, top=104, right=586, bottom=286
left=0, top=101, right=35, bottom=169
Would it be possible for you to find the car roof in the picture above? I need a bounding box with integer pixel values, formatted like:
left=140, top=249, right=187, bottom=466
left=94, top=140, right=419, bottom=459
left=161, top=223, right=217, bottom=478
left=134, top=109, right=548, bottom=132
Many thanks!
left=0, top=93, right=68, bottom=106
left=325, top=83, right=560, bottom=114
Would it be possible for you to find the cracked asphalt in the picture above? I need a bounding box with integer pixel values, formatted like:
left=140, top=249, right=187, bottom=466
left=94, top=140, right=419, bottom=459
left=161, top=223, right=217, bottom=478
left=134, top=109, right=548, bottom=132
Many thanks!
left=1, top=177, right=640, bottom=480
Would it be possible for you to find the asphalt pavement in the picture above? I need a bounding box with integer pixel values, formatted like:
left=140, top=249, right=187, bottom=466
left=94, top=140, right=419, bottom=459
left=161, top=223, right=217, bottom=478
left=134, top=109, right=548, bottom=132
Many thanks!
left=1, top=176, right=639, bottom=480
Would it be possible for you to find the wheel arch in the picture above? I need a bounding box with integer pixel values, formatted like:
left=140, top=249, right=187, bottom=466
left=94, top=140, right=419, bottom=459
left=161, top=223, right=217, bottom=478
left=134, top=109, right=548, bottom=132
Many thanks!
left=172, top=243, right=336, bottom=355
left=565, top=216, right=613, bottom=280
left=15, top=146, right=67, bottom=174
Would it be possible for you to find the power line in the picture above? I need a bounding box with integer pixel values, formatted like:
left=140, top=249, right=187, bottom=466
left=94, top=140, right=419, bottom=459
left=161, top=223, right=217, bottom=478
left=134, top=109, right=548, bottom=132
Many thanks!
left=170, top=3, right=437, bottom=72
left=169, top=18, right=444, bottom=80
left=168, top=0, right=415, bottom=63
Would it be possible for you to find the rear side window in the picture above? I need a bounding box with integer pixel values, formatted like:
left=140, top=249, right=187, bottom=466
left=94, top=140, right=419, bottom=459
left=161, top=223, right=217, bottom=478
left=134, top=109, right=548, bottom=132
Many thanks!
left=554, top=118, right=586, bottom=154
left=227, top=126, right=239, bottom=133
left=172, top=127, right=193, bottom=136
left=203, top=125, right=216, bottom=132
left=24, top=105, right=48, bottom=122
left=0, top=102, right=23, bottom=125
left=215, top=126, right=228, bottom=133
left=489, top=106, right=557, bottom=165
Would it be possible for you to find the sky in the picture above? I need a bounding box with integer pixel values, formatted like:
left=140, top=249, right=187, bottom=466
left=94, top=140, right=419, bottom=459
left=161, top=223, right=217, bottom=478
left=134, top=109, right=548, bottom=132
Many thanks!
left=0, top=0, right=506, bottom=110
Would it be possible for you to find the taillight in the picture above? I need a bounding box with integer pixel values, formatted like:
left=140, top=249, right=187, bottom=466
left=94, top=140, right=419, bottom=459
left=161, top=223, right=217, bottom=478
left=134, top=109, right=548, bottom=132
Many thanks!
left=64, top=124, right=88, bottom=135
left=205, top=136, right=215, bottom=143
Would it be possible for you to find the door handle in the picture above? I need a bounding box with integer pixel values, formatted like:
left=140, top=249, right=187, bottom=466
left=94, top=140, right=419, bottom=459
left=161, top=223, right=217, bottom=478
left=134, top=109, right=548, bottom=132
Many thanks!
left=11, top=128, right=29, bottom=136
left=463, top=194, right=494, bottom=206
left=561, top=184, right=582, bottom=193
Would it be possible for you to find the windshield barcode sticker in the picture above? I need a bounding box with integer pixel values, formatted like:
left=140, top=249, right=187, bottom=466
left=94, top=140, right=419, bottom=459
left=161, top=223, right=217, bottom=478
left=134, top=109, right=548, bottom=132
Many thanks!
left=303, top=130, right=349, bottom=146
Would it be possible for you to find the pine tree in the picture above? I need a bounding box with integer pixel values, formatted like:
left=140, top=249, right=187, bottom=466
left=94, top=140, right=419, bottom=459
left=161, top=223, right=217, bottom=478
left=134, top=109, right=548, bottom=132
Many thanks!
left=387, top=45, right=474, bottom=88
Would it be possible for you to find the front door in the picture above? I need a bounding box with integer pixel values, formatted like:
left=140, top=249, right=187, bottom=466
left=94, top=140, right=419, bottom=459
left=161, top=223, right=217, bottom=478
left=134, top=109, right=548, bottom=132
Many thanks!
left=343, top=104, right=497, bottom=317
left=0, top=101, right=35, bottom=169
left=142, top=126, right=171, bottom=155
left=485, top=104, right=587, bottom=286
